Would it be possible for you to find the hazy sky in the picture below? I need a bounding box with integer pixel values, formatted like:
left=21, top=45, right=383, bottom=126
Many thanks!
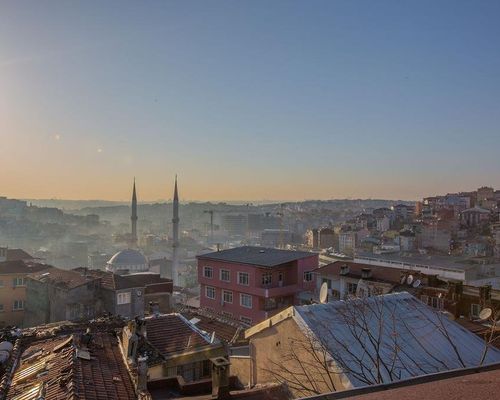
left=1, top=1, right=499, bottom=202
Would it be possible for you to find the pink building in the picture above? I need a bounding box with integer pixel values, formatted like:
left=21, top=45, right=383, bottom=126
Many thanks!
left=197, top=246, right=318, bottom=326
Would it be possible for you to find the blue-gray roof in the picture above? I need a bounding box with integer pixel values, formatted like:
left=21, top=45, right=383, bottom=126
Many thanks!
left=197, top=246, right=316, bottom=268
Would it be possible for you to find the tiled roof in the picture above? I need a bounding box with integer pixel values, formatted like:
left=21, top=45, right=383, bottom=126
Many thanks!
left=313, top=261, right=403, bottom=284
left=5, top=332, right=136, bottom=400
left=6, top=249, right=34, bottom=261
left=183, top=311, right=246, bottom=344
left=198, top=246, right=316, bottom=268
left=73, top=268, right=173, bottom=292
left=28, top=267, right=99, bottom=289
left=145, top=314, right=212, bottom=358
left=0, top=260, right=48, bottom=275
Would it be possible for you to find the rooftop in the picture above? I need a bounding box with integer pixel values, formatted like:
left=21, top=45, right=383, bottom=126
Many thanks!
left=197, top=246, right=316, bottom=268
left=6, top=249, right=34, bottom=261
left=144, top=314, right=216, bottom=358
left=0, top=260, right=48, bottom=275
left=4, top=332, right=136, bottom=400
left=73, top=268, right=173, bottom=291
left=313, top=261, right=403, bottom=284
left=29, top=266, right=100, bottom=290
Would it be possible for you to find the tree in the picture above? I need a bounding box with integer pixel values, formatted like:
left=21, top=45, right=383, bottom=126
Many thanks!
left=262, top=294, right=500, bottom=398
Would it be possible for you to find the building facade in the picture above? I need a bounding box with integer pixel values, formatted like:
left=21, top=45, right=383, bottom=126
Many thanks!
left=197, top=246, right=318, bottom=325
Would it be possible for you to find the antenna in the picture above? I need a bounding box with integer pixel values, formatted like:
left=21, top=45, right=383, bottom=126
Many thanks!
left=319, top=282, right=328, bottom=304
left=479, top=308, right=492, bottom=321
left=406, top=274, right=414, bottom=285
left=412, top=279, right=421, bottom=288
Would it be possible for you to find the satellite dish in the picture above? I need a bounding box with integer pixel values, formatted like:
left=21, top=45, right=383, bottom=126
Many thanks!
left=400, top=275, right=407, bottom=284
left=412, top=279, right=421, bottom=288
left=136, top=290, right=142, bottom=296
left=479, top=308, right=492, bottom=321
left=319, top=282, right=328, bottom=304
left=406, top=275, right=414, bottom=285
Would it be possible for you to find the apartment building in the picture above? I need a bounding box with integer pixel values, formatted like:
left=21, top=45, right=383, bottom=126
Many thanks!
left=197, top=246, right=318, bottom=325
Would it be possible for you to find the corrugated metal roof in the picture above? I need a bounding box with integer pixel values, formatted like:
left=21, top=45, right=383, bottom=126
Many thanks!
left=294, top=292, right=500, bottom=387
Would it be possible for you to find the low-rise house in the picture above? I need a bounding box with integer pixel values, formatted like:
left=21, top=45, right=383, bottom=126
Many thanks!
left=74, top=268, right=173, bottom=318
left=24, top=267, right=103, bottom=327
left=0, top=261, right=47, bottom=328
left=245, top=292, right=500, bottom=398
left=121, top=313, right=228, bottom=390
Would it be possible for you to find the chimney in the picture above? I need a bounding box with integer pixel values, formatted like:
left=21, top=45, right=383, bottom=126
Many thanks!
left=137, top=355, right=148, bottom=392
left=340, top=264, right=350, bottom=276
left=216, top=243, right=221, bottom=252
left=361, top=268, right=372, bottom=279
left=211, top=357, right=231, bottom=399
left=149, top=301, right=160, bottom=316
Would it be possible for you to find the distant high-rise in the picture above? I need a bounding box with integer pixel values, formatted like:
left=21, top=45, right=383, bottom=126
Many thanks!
left=131, top=178, right=138, bottom=246
left=169, top=176, right=180, bottom=285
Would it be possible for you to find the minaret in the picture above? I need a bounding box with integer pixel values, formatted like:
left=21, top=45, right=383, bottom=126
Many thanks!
left=131, top=178, right=138, bottom=246
left=170, top=175, right=180, bottom=285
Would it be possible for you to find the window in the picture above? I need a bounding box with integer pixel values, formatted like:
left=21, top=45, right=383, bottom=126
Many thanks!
left=205, top=286, right=216, bottom=299
left=322, top=278, right=332, bottom=289
left=431, top=297, right=444, bottom=310
left=262, top=272, right=272, bottom=286
left=203, top=266, right=213, bottom=279
left=222, top=311, right=233, bottom=318
left=220, top=269, right=230, bottom=282
left=223, top=290, right=233, bottom=304
left=13, top=277, right=26, bottom=287
left=347, top=282, right=358, bottom=294
left=240, top=316, right=252, bottom=325
left=240, top=293, right=252, bottom=309
left=238, top=272, right=249, bottom=286
left=0, top=304, right=3, bottom=312
left=13, top=300, right=25, bottom=310
left=117, top=292, right=131, bottom=305
left=471, top=303, right=481, bottom=318
left=303, top=271, right=313, bottom=282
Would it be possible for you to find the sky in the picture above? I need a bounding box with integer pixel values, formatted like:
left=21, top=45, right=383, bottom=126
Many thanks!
left=1, top=0, right=500, bottom=202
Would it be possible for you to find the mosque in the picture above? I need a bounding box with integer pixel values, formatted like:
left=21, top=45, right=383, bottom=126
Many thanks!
left=106, top=177, right=180, bottom=285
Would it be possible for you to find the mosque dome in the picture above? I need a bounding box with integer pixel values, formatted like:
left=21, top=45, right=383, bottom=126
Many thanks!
left=106, top=248, right=148, bottom=273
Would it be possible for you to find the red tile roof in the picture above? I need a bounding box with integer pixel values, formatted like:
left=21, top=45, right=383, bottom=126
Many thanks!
left=145, top=314, right=211, bottom=357
left=182, top=311, right=246, bottom=344
left=0, top=260, right=48, bottom=275
left=6, top=249, right=34, bottom=261
left=29, top=267, right=100, bottom=289
left=6, top=332, right=136, bottom=400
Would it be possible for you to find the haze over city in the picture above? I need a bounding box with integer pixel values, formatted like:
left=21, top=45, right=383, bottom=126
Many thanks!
left=2, top=0, right=500, bottom=202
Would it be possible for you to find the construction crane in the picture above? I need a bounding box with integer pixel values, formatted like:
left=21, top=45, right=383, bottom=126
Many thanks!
left=204, top=210, right=215, bottom=245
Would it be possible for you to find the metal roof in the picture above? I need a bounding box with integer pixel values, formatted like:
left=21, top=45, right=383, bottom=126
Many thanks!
left=197, top=246, right=316, bottom=268
left=294, top=292, right=500, bottom=387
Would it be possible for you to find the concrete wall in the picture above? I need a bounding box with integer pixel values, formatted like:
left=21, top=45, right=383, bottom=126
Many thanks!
left=229, top=356, right=251, bottom=386
left=249, top=317, right=348, bottom=398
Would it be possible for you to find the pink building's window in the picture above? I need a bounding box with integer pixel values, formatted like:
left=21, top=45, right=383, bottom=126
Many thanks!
left=240, top=293, right=252, bottom=308
left=237, top=272, right=249, bottom=286
left=220, top=269, right=230, bottom=282
left=222, top=290, right=233, bottom=304
left=203, top=266, right=213, bottom=279
left=205, top=286, right=216, bottom=299
left=262, top=272, right=272, bottom=286
left=303, top=271, right=313, bottom=282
